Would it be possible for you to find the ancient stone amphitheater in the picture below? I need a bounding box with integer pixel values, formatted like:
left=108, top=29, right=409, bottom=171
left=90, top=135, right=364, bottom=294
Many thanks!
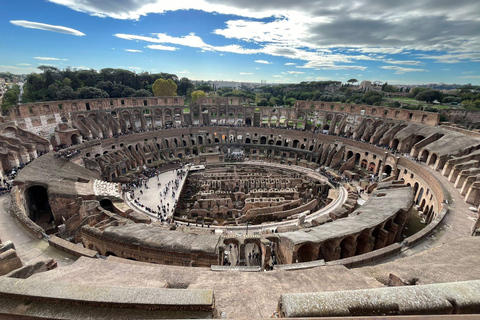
left=0, top=96, right=480, bottom=319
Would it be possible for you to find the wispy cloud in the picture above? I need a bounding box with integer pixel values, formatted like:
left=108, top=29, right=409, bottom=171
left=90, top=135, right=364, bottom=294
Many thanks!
left=176, top=70, right=190, bottom=74
left=381, top=66, right=428, bottom=74
left=124, top=49, right=142, bottom=53
left=34, top=57, right=68, bottom=61
left=255, top=60, right=272, bottom=64
left=239, top=72, right=253, bottom=75
left=128, top=67, right=142, bottom=70
left=145, top=44, right=178, bottom=51
left=17, top=63, right=31, bottom=66
left=10, top=20, right=85, bottom=36
left=285, top=63, right=296, bottom=65
left=288, top=71, right=305, bottom=74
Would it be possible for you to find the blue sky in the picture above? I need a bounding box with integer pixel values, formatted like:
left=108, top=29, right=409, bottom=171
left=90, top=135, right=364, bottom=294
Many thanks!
left=1, top=0, right=480, bottom=85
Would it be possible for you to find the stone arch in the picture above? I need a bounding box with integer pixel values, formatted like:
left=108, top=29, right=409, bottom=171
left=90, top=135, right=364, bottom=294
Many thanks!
left=420, top=149, right=429, bottom=162
left=384, top=164, right=393, bottom=176
left=26, top=185, right=54, bottom=232
left=296, top=242, right=317, bottom=263
left=71, top=134, right=81, bottom=145
left=428, top=153, right=438, bottom=166
left=391, top=138, right=399, bottom=150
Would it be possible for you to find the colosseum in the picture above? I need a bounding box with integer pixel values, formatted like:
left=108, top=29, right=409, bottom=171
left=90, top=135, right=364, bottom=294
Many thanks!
left=0, top=96, right=480, bottom=318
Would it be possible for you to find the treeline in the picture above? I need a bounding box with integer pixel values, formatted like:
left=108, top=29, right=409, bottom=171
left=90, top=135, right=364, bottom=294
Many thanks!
left=20, top=66, right=197, bottom=104
left=409, top=86, right=480, bottom=108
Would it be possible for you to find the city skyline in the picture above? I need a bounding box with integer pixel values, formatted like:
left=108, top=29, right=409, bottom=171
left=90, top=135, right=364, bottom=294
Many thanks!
left=1, top=0, right=480, bottom=85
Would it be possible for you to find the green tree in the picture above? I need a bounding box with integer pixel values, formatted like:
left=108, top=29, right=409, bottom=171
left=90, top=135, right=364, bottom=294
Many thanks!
left=177, top=77, right=194, bottom=96
left=362, top=91, right=383, bottom=105
left=152, top=78, right=177, bottom=96
left=57, top=86, right=77, bottom=100
left=77, top=86, right=109, bottom=99
left=191, top=90, right=206, bottom=102
left=133, top=89, right=152, bottom=97
left=284, top=97, right=296, bottom=107
left=347, top=78, right=358, bottom=86
left=268, top=96, right=276, bottom=107
left=415, top=89, right=443, bottom=103
left=1, top=84, right=20, bottom=115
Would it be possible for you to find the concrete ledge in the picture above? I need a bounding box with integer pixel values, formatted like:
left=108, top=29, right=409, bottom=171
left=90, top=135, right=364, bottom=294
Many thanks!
left=211, top=265, right=261, bottom=272
left=276, top=259, right=326, bottom=270
left=278, top=280, right=480, bottom=318
left=0, top=277, right=215, bottom=319
left=325, top=243, right=403, bottom=268
left=48, top=236, right=98, bottom=258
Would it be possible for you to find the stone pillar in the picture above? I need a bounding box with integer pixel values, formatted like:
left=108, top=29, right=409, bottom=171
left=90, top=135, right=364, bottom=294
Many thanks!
left=374, top=229, right=389, bottom=250
left=238, top=239, right=246, bottom=266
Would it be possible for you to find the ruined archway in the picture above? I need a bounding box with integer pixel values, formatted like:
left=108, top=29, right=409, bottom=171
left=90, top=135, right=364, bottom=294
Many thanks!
left=296, top=242, right=317, bottom=263
left=71, top=134, right=81, bottom=145
left=26, top=185, right=54, bottom=233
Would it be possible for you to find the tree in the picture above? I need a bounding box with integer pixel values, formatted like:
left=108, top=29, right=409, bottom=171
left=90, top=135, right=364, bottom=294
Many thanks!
left=152, top=78, right=177, bottom=96
left=133, top=89, right=152, bottom=97
left=285, top=97, right=296, bottom=107
left=122, top=87, right=136, bottom=97
left=57, top=86, right=77, bottom=100
left=1, top=84, right=20, bottom=115
left=362, top=91, right=383, bottom=105
left=347, top=78, right=358, bottom=86
left=77, top=86, right=109, bottom=99
left=196, top=83, right=213, bottom=92
left=177, top=77, right=194, bottom=96
left=415, top=89, right=443, bottom=103
left=191, top=90, right=206, bottom=102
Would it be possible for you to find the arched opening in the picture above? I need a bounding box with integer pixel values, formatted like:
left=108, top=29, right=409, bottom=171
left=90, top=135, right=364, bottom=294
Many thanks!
left=429, top=153, right=438, bottom=166
left=368, top=162, right=376, bottom=172
left=323, top=124, right=330, bottom=130
left=260, top=137, right=267, bottom=144
left=384, top=165, right=392, bottom=176
left=245, top=118, right=252, bottom=126
left=391, top=139, right=399, bottom=150
left=26, top=186, right=54, bottom=233
left=100, top=199, right=115, bottom=213
left=71, top=134, right=81, bottom=145
left=361, top=159, right=368, bottom=169
left=346, top=150, right=354, bottom=160
left=420, top=150, right=429, bottom=163
left=296, top=242, right=317, bottom=263
left=416, top=187, right=424, bottom=205
left=355, top=153, right=361, bottom=166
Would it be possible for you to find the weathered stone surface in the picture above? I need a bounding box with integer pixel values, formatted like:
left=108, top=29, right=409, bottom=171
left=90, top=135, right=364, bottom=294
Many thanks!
left=278, top=280, right=480, bottom=317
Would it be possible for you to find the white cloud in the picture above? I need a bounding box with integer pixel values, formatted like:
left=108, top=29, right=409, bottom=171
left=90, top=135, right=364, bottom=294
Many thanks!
left=128, top=67, right=142, bottom=70
left=285, top=63, right=296, bottom=65
left=272, top=75, right=283, bottom=78
left=0, top=65, right=39, bottom=74
left=176, top=70, right=190, bottom=74
left=463, top=71, right=474, bottom=74
left=146, top=44, right=178, bottom=51
left=17, top=63, right=31, bottom=66
left=239, top=72, right=253, bottom=75
left=288, top=71, right=305, bottom=74
left=381, top=66, right=428, bottom=74
left=34, top=57, right=68, bottom=61
left=255, top=60, right=272, bottom=64
left=124, top=49, right=143, bottom=52
left=10, top=20, right=85, bottom=36
left=383, top=60, right=421, bottom=66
